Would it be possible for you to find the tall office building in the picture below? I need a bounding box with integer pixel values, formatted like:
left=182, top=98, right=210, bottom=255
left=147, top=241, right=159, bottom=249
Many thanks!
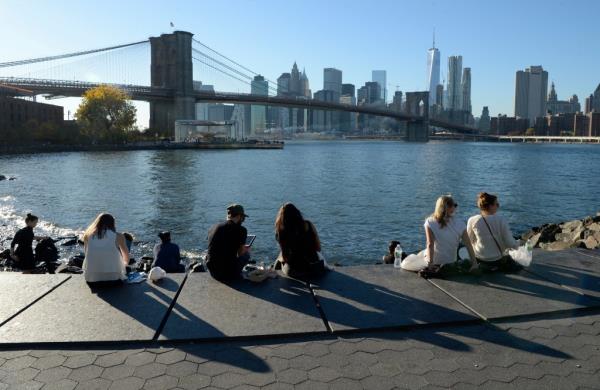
left=277, top=73, right=291, bottom=96
left=461, top=67, right=472, bottom=114
left=250, top=75, right=268, bottom=135
left=323, top=68, right=342, bottom=99
left=290, top=62, right=301, bottom=96
left=372, top=70, right=387, bottom=103
left=193, top=82, right=215, bottom=120
left=435, top=84, right=444, bottom=107
left=479, top=106, right=491, bottom=133
left=300, top=68, right=311, bottom=98
left=447, top=56, right=463, bottom=110
left=594, top=83, right=600, bottom=112
left=514, top=66, right=549, bottom=124
left=342, top=83, right=355, bottom=99
left=426, top=35, right=440, bottom=107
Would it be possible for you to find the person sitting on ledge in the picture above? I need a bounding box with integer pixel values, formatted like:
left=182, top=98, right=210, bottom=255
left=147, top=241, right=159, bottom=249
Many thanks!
left=82, top=213, right=129, bottom=284
left=420, top=195, right=477, bottom=278
left=382, top=240, right=407, bottom=264
left=467, top=192, right=521, bottom=272
left=153, top=231, right=185, bottom=273
left=10, top=213, right=49, bottom=273
left=275, top=203, right=326, bottom=279
left=205, top=204, right=251, bottom=281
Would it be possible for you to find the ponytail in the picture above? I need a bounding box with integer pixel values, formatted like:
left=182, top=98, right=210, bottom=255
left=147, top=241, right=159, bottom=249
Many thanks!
left=25, top=213, right=38, bottom=223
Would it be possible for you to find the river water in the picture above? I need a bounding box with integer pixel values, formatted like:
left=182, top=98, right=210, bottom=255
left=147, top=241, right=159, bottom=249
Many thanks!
left=1, top=141, right=599, bottom=265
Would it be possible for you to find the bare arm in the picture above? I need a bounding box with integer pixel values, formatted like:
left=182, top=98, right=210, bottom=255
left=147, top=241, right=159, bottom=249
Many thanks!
left=116, top=233, right=130, bottom=266
left=425, top=226, right=435, bottom=266
left=501, top=219, right=519, bottom=249
left=461, top=230, right=478, bottom=270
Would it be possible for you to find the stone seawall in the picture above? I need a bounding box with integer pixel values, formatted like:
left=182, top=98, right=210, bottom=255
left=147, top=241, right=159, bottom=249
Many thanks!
left=521, top=212, right=600, bottom=250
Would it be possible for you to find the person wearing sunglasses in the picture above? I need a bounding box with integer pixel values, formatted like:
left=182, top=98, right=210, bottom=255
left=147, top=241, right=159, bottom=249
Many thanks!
left=467, top=192, right=521, bottom=272
left=421, top=195, right=477, bottom=277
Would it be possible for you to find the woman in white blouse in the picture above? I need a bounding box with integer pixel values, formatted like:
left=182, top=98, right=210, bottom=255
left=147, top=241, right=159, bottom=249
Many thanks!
left=421, top=195, right=477, bottom=277
left=467, top=192, right=520, bottom=272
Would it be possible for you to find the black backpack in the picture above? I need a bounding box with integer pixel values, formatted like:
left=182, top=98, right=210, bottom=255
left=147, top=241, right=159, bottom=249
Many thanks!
left=35, top=238, right=59, bottom=274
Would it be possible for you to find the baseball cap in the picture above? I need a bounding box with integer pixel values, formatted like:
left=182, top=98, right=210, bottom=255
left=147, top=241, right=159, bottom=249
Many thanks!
left=227, top=204, right=249, bottom=218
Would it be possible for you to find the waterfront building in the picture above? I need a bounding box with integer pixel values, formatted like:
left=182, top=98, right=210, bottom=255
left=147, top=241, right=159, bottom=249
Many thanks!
left=514, top=65, right=548, bottom=124
left=372, top=70, right=387, bottom=103
left=588, top=112, right=600, bottom=136
left=426, top=38, right=441, bottom=107
left=231, top=104, right=251, bottom=140
left=339, top=94, right=357, bottom=132
left=323, top=68, right=342, bottom=100
left=590, top=84, right=600, bottom=112
left=0, top=96, right=63, bottom=131
left=586, top=95, right=594, bottom=114
left=479, top=106, right=491, bottom=133
left=574, top=113, right=589, bottom=136
left=447, top=56, right=463, bottom=110
left=546, top=82, right=580, bottom=114
left=250, top=75, right=268, bottom=135
left=490, top=115, right=529, bottom=135
left=461, top=68, right=472, bottom=114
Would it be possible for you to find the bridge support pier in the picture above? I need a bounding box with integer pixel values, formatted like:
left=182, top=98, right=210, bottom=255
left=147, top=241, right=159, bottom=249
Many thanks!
left=149, top=31, right=195, bottom=135
left=405, top=120, right=430, bottom=142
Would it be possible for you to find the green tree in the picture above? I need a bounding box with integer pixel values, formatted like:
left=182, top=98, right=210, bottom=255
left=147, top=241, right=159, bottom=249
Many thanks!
left=525, top=127, right=536, bottom=136
left=75, top=85, right=137, bottom=143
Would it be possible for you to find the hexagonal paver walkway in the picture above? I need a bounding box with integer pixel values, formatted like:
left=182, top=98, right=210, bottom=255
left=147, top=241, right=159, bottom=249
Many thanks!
left=0, top=313, right=599, bottom=389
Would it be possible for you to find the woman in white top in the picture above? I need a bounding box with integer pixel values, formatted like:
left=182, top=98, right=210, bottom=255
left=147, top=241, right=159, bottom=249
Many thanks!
left=82, top=213, right=129, bottom=283
left=467, top=192, right=520, bottom=272
left=422, top=195, right=477, bottom=276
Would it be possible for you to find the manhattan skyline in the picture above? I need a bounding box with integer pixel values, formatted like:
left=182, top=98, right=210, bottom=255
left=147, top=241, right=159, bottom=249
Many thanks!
left=1, top=0, right=599, bottom=123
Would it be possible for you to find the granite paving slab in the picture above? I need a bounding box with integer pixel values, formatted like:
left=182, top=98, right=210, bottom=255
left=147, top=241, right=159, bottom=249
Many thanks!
left=525, top=249, right=600, bottom=299
left=0, top=274, right=70, bottom=326
left=310, top=265, right=479, bottom=332
left=429, top=268, right=599, bottom=321
left=0, top=274, right=184, bottom=343
left=160, top=273, right=326, bottom=340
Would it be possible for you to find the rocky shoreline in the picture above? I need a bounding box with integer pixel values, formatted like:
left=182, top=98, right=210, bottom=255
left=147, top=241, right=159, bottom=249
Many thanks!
left=521, top=212, right=600, bottom=251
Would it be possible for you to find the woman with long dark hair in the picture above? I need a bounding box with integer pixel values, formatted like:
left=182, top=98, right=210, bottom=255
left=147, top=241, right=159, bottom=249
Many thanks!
left=82, top=213, right=129, bottom=283
left=10, top=213, right=48, bottom=272
left=275, top=203, right=325, bottom=279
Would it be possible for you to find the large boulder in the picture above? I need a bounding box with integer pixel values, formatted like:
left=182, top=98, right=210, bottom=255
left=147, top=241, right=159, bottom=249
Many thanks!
left=538, top=223, right=562, bottom=244
left=0, top=175, right=6, bottom=181
left=555, top=227, right=585, bottom=244
left=581, top=235, right=600, bottom=250
left=588, top=223, right=600, bottom=232
left=540, top=240, right=574, bottom=251
left=561, top=220, right=584, bottom=232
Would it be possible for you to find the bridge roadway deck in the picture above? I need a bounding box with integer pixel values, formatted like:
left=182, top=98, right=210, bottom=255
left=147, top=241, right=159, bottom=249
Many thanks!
left=0, top=249, right=599, bottom=389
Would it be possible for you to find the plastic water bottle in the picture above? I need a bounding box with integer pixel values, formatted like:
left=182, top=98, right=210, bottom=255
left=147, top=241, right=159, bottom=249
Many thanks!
left=394, top=244, right=403, bottom=268
left=525, top=239, right=533, bottom=252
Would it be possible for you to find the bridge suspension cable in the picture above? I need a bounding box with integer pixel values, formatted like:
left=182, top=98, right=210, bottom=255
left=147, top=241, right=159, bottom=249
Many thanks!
left=0, top=40, right=148, bottom=69
left=192, top=38, right=287, bottom=94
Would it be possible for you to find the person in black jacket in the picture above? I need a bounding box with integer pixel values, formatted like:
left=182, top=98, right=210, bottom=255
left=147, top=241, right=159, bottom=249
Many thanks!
left=10, top=213, right=48, bottom=272
left=206, top=204, right=251, bottom=281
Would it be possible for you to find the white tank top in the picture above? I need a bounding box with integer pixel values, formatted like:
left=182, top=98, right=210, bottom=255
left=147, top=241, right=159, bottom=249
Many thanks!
left=83, top=230, right=126, bottom=282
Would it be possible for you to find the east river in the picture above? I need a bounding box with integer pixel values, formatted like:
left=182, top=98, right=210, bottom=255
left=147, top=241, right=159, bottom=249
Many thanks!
left=1, top=141, right=599, bottom=265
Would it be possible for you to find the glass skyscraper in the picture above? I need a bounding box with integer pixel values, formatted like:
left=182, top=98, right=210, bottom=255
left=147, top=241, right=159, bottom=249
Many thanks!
left=426, top=43, right=440, bottom=107
left=371, top=70, right=387, bottom=103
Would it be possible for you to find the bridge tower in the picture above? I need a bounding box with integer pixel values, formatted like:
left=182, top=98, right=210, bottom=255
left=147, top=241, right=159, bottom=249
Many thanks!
left=404, top=91, right=430, bottom=142
left=149, top=31, right=195, bottom=134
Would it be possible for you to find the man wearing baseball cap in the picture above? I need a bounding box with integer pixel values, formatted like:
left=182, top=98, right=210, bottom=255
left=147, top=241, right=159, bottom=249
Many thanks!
left=205, top=204, right=251, bottom=281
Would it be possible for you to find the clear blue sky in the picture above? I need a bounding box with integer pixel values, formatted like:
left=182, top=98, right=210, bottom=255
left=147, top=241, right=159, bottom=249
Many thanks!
left=1, top=0, right=599, bottom=125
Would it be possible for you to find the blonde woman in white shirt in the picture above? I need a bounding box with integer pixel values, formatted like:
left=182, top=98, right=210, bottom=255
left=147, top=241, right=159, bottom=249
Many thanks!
left=83, top=213, right=129, bottom=284
left=421, top=195, right=477, bottom=277
left=467, top=192, right=521, bottom=272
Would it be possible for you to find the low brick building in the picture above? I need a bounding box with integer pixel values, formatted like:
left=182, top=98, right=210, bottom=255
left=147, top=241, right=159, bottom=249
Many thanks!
left=0, top=96, right=63, bottom=130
